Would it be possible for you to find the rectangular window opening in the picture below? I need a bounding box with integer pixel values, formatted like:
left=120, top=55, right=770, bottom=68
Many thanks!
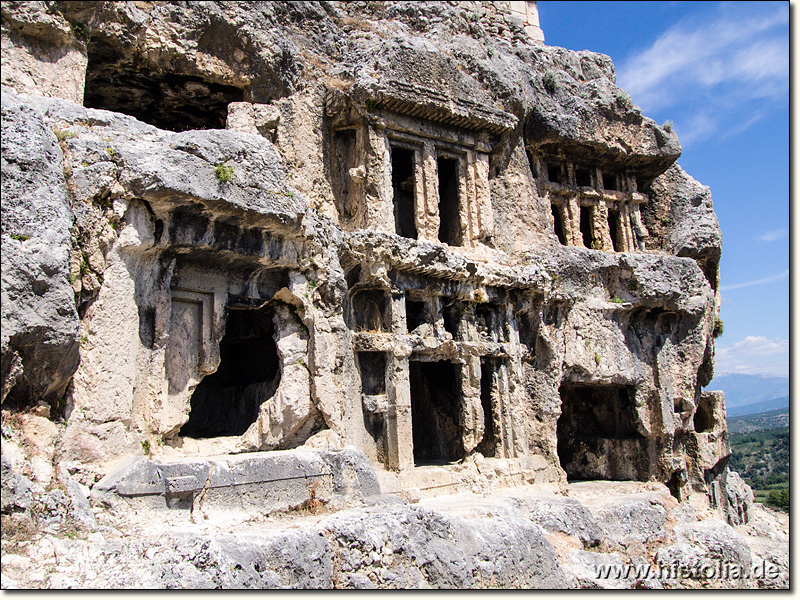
left=547, top=163, right=561, bottom=183
left=602, top=172, right=618, bottom=191
left=580, top=204, right=594, bottom=248
left=607, top=208, right=621, bottom=252
left=437, top=156, right=462, bottom=246
left=391, top=146, right=418, bottom=239
left=575, top=167, right=592, bottom=187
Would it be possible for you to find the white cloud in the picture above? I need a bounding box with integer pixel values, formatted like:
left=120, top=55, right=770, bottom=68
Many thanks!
left=720, top=268, right=789, bottom=291
left=758, top=228, right=788, bottom=242
left=715, top=336, right=789, bottom=377
left=616, top=3, right=788, bottom=143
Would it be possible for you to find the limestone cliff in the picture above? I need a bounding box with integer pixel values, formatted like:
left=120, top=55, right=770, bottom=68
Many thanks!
left=1, top=1, right=782, bottom=590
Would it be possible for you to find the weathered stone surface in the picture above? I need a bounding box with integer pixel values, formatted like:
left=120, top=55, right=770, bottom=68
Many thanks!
left=0, top=0, right=752, bottom=589
left=508, top=496, right=605, bottom=546
left=1, top=87, right=79, bottom=407
left=595, top=500, right=667, bottom=544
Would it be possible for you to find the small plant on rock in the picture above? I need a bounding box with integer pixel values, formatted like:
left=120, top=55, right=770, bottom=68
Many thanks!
left=215, top=163, right=235, bottom=182
left=614, top=91, right=631, bottom=108
left=663, top=120, right=674, bottom=133
left=542, top=70, right=558, bottom=93
left=713, top=316, right=724, bottom=339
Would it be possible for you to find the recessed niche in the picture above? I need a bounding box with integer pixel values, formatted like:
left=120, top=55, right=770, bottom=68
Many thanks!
left=547, top=163, right=561, bottom=184
left=693, top=396, right=715, bottom=433
left=476, top=358, right=500, bottom=457
left=607, top=208, right=621, bottom=252
left=437, top=156, right=462, bottom=246
left=410, top=360, right=464, bottom=464
left=580, top=205, right=593, bottom=248
left=557, top=383, right=645, bottom=480
left=405, top=298, right=428, bottom=333
left=552, top=204, right=567, bottom=245
left=575, top=167, right=592, bottom=187
left=357, top=351, right=387, bottom=396
left=602, top=171, right=618, bottom=191
left=391, top=145, right=418, bottom=239
left=352, top=289, right=390, bottom=332
left=180, top=306, right=280, bottom=438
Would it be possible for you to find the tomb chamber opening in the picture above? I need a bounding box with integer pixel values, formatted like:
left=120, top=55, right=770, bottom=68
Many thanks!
left=180, top=306, right=280, bottom=438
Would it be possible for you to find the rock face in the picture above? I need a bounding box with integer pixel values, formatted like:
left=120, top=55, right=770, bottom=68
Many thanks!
left=0, top=1, right=755, bottom=589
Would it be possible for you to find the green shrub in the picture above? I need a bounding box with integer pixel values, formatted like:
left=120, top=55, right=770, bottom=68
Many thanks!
left=614, top=91, right=631, bottom=108
left=215, top=163, right=235, bottom=182
left=542, top=71, right=558, bottom=93
left=9, top=233, right=30, bottom=242
left=713, top=316, right=724, bottom=338
left=663, top=120, right=674, bottom=133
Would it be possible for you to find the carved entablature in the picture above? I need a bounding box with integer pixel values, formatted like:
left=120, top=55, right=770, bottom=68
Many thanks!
left=326, top=81, right=517, bottom=247
left=526, top=146, right=661, bottom=252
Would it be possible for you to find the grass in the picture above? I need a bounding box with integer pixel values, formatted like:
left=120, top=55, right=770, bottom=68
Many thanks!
left=662, top=120, right=674, bottom=133
left=10, top=233, right=30, bottom=241
left=215, top=163, right=235, bottom=182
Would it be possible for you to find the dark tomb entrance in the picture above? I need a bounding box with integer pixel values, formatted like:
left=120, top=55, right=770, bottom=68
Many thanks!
left=391, top=146, right=418, bottom=239
left=556, top=383, right=646, bottom=481
left=552, top=204, right=567, bottom=245
left=358, top=351, right=387, bottom=464
left=476, top=358, right=500, bottom=457
left=580, top=205, right=594, bottom=248
left=180, top=306, right=280, bottom=438
left=437, top=157, right=462, bottom=246
left=410, top=360, right=464, bottom=464
left=607, top=208, right=621, bottom=252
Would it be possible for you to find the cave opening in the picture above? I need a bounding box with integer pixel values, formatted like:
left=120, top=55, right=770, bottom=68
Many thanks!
left=180, top=306, right=280, bottom=439
left=476, top=358, right=499, bottom=458
left=391, top=146, right=418, bottom=239
left=84, top=36, right=244, bottom=131
left=607, top=207, right=621, bottom=252
left=556, top=383, right=645, bottom=481
left=552, top=204, right=567, bottom=245
left=580, top=204, right=594, bottom=248
left=437, top=157, right=462, bottom=246
left=410, top=360, right=464, bottom=465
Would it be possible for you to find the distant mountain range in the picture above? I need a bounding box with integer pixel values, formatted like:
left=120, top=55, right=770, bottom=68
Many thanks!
left=706, top=373, right=789, bottom=412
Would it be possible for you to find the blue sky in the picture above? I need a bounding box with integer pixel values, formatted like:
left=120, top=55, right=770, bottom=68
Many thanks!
left=538, top=1, right=790, bottom=380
